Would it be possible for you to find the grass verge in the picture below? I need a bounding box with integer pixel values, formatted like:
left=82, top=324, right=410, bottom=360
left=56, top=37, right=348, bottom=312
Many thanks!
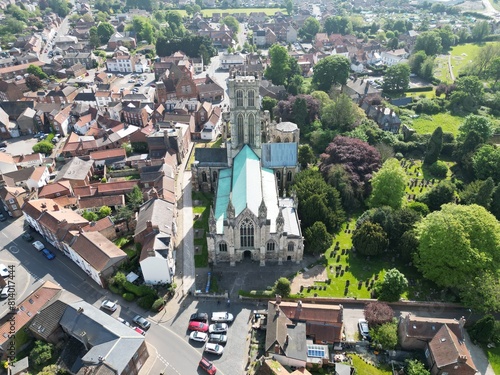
left=485, top=346, right=500, bottom=374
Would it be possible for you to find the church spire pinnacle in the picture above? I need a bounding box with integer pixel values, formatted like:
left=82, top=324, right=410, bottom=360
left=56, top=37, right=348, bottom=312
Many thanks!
left=276, top=207, right=284, bottom=233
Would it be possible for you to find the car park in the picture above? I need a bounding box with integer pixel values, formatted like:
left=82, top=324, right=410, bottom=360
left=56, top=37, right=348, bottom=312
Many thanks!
left=22, top=232, right=34, bottom=241
left=190, top=312, right=208, bottom=322
left=133, top=315, right=151, bottom=330
left=209, top=323, right=228, bottom=334
left=199, top=357, right=217, bottom=375
left=204, top=343, right=224, bottom=355
left=188, top=321, right=209, bottom=332
left=41, top=248, right=56, bottom=260
left=189, top=331, right=208, bottom=342
left=211, top=312, right=234, bottom=323
left=358, top=319, right=370, bottom=340
left=101, top=300, right=117, bottom=312
left=32, top=241, right=45, bottom=251
left=0, top=264, right=9, bottom=278
left=208, top=334, right=227, bottom=344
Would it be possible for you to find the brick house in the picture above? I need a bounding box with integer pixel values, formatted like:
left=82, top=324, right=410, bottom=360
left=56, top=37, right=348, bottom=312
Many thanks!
left=0, top=186, right=27, bottom=217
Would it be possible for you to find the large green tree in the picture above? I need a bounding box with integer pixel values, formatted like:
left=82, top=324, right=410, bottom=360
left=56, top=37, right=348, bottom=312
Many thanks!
left=321, top=93, right=362, bottom=132
left=450, top=76, right=484, bottom=112
left=415, top=204, right=500, bottom=289
left=312, top=55, right=350, bottom=92
left=369, top=158, right=408, bottom=210
left=305, top=221, right=332, bottom=255
left=221, top=15, right=239, bottom=33
left=382, top=63, right=410, bottom=93
left=376, top=268, right=408, bottom=302
left=352, top=221, right=389, bottom=256
left=458, top=115, right=493, bottom=144
left=265, top=44, right=291, bottom=86
left=97, top=22, right=115, bottom=44
left=473, top=144, right=500, bottom=182
left=423, top=126, right=443, bottom=165
left=418, top=180, right=456, bottom=212
left=414, top=31, right=442, bottom=55
left=274, top=277, right=291, bottom=297
left=27, top=64, right=48, bottom=79
left=299, top=17, right=320, bottom=41
left=405, top=359, right=430, bottom=375
left=371, top=321, right=398, bottom=349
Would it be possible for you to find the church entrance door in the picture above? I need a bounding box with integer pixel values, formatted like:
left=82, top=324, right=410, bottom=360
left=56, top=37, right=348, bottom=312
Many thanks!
left=243, top=250, right=252, bottom=260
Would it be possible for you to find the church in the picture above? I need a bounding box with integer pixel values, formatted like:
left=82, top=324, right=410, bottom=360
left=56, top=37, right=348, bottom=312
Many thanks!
left=192, top=72, right=304, bottom=266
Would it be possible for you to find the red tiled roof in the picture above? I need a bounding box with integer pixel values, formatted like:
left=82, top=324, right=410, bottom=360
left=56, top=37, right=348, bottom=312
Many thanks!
left=39, top=181, right=72, bottom=197
left=89, top=148, right=126, bottom=160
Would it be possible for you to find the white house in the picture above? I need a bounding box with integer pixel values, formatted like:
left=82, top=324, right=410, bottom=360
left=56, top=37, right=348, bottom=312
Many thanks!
left=0, top=153, right=18, bottom=174
left=286, top=26, right=298, bottom=43
left=381, top=49, right=409, bottom=66
left=26, top=166, right=50, bottom=191
left=134, top=55, right=150, bottom=73
left=135, top=199, right=176, bottom=285
left=220, top=52, right=245, bottom=70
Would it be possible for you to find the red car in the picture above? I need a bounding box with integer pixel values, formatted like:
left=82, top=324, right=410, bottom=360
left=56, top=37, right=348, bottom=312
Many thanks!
left=199, top=357, right=217, bottom=374
left=188, top=321, right=209, bottom=332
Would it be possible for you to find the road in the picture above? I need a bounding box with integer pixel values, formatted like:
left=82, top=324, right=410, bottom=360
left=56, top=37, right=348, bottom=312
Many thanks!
left=40, top=11, right=71, bottom=63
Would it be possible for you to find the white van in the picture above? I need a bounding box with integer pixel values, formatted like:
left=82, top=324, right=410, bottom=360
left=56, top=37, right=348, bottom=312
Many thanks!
left=211, top=312, right=234, bottom=323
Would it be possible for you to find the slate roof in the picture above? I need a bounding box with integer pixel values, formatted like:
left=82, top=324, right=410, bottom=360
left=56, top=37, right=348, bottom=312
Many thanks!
left=54, top=158, right=93, bottom=182
left=70, top=231, right=126, bottom=272
left=265, top=301, right=293, bottom=353
left=29, top=300, right=69, bottom=340
left=194, top=148, right=228, bottom=166
left=135, top=198, right=175, bottom=237
left=261, top=143, right=297, bottom=168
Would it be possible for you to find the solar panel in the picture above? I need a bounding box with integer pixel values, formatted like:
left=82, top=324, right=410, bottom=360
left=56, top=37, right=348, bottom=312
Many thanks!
left=307, top=345, right=326, bottom=358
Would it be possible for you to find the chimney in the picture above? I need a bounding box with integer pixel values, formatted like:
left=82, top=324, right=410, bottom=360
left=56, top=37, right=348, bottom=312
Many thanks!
left=274, top=343, right=280, bottom=354
left=275, top=294, right=282, bottom=305
left=285, top=334, right=290, bottom=346
left=77, top=307, right=84, bottom=314
left=458, top=355, right=467, bottom=363
left=53, top=204, right=59, bottom=211
left=459, top=316, right=466, bottom=340
left=146, top=220, right=153, bottom=230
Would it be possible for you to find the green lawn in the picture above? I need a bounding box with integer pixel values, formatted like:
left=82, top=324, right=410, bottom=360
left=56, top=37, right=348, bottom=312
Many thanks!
left=405, top=90, right=435, bottom=99
left=193, top=192, right=213, bottom=268
left=485, top=346, right=500, bottom=375
left=434, top=54, right=453, bottom=83
left=173, top=7, right=285, bottom=17
left=449, top=42, right=496, bottom=78
left=409, top=112, right=464, bottom=136
left=351, top=354, right=392, bottom=375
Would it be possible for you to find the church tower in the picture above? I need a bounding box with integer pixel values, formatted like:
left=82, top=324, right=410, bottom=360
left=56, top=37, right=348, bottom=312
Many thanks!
left=227, top=72, right=262, bottom=164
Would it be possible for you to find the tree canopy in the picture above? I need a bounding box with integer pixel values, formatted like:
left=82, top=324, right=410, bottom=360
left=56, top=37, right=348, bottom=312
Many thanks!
left=305, top=221, right=333, bottom=255
left=369, top=158, right=408, bottom=210
left=265, top=44, right=291, bottom=86
left=364, top=302, right=394, bottom=326
left=376, top=268, right=408, bottom=302
left=299, top=17, right=320, bottom=41
left=97, top=22, right=115, bottom=44
left=415, top=204, right=500, bottom=289
left=312, top=55, right=350, bottom=92
left=382, top=63, right=411, bottom=93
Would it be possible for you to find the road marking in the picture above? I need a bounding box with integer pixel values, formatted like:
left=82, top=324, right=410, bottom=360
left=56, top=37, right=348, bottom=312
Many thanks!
left=8, top=245, right=19, bottom=254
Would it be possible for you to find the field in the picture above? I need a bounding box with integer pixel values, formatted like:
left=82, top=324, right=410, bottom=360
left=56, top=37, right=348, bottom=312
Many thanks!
left=173, top=7, right=285, bottom=17
left=409, top=112, right=464, bottom=136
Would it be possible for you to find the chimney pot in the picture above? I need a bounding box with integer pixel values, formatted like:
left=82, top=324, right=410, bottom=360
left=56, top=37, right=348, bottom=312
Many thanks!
left=53, top=204, right=59, bottom=211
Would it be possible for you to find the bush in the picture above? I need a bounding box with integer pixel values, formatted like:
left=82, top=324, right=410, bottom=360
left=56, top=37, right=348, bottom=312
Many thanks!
left=122, top=292, right=136, bottom=301
left=406, top=86, right=434, bottom=92
left=441, top=143, right=456, bottom=157
left=428, top=161, right=448, bottom=178
left=414, top=98, right=441, bottom=115
left=395, top=152, right=404, bottom=160
left=32, top=141, right=54, bottom=155
left=109, top=283, right=124, bottom=295
left=152, top=298, right=166, bottom=311
left=137, top=294, right=156, bottom=310
left=111, top=272, right=126, bottom=286
left=123, top=281, right=157, bottom=297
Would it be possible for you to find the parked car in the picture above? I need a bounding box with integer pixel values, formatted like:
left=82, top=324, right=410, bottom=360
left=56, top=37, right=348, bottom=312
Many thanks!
left=0, top=148, right=6, bottom=153
left=134, top=327, right=146, bottom=336
left=117, top=317, right=130, bottom=327
left=204, top=343, right=224, bottom=355
left=41, top=248, right=55, bottom=260
left=101, top=300, right=117, bottom=312
left=188, top=321, right=209, bottom=332
left=211, top=312, right=234, bottom=323
left=0, top=213, right=5, bottom=221
left=32, top=241, right=45, bottom=251
left=190, top=312, right=208, bottom=322
left=189, top=331, right=208, bottom=342
left=0, top=264, right=9, bottom=278
left=199, top=357, right=217, bottom=375
left=133, top=315, right=151, bottom=330
left=117, top=73, right=124, bottom=78
left=0, top=286, right=9, bottom=299
left=22, top=232, right=34, bottom=241
left=209, top=323, right=228, bottom=334
left=358, top=319, right=370, bottom=340
left=208, top=334, right=227, bottom=344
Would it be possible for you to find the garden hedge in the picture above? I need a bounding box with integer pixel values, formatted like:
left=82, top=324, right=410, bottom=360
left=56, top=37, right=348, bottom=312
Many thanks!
left=123, top=281, right=157, bottom=298
left=137, top=294, right=156, bottom=310
left=123, top=292, right=135, bottom=301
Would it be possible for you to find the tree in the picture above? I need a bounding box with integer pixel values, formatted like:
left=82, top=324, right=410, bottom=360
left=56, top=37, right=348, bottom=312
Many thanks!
left=38, top=365, right=58, bottom=375
left=312, top=55, right=350, bottom=92
left=488, top=57, right=500, bottom=84
left=27, top=64, right=48, bottom=80
left=376, top=268, right=408, bottom=302
left=419, top=56, right=435, bottom=80
left=98, top=205, right=112, bottom=219
left=369, top=158, right=407, bottom=210
left=472, top=20, right=490, bottom=42
left=264, top=44, right=290, bottom=86
left=469, top=314, right=496, bottom=343
left=371, top=321, right=398, bottom=349
left=305, top=221, right=333, bottom=254
left=473, top=144, right=500, bottom=182
left=414, top=31, right=442, bottom=55
left=285, top=0, right=293, bottom=15
left=405, top=359, right=431, bottom=375
left=458, top=115, right=493, bottom=144
left=97, top=22, right=115, bottom=44
left=450, top=76, right=484, bottom=112
left=221, top=15, right=239, bottom=33
left=409, top=50, right=427, bottom=74
left=415, top=204, right=500, bottom=289
left=423, top=126, right=443, bottom=165
left=400, top=229, right=419, bottom=262
left=324, top=16, right=352, bottom=35
left=292, top=169, right=345, bottom=232
left=29, top=341, right=54, bottom=368
left=262, top=96, right=277, bottom=120
left=32, top=141, right=54, bottom=155
left=89, top=26, right=101, bottom=48
left=460, top=178, right=495, bottom=208
left=490, top=184, right=500, bottom=220
left=418, top=180, right=456, bottom=212
left=114, top=206, right=134, bottom=231
left=326, top=164, right=357, bottom=208
left=274, top=95, right=320, bottom=130
left=274, top=277, right=291, bottom=297
left=364, top=302, right=394, bottom=326
left=292, top=96, right=308, bottom=127
left=299, top=17, right=320, bottom=41
left=320, top=136, right=382, bottom=200
left=460, top=272, right=500, bottom=313
left=352, top=221, right=389, bottom=256
left=127, top=185, right=144, bottom=211
left=82, top=210, right=98, bottom=221
left=321, top=93, right=362, bottom=132
left=382, top=63, right=410, bottom=93
left=389, top=208, right=421, bottom=250
left=298, top=144, right=316, bottom=168
left=25, top=74, right=43, bottom=91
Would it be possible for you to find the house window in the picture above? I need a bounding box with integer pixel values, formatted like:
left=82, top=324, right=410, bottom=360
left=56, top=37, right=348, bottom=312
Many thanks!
left=11, top=204, right=17, bottom=210
left=266, top=241, right=275, bottom=251
left=248, top=90, right=255, bottom=107
left=240, top=218, right=254, bottom=248
left=288, top=243, right=295, bottom=252
left=219, top=242, right=227, bottom=252
left=287, top=171, right=292, bottom=182
left=237, top=114, right=244, bottom=143
left=236, top=90, right=243, bottom=107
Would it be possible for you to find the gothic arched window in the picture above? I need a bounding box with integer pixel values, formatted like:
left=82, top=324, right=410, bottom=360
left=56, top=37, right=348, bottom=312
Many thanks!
left=248, top=114, right=255, bottom=146
left=237, top=114, right=244, bottom=143
left=287, top=170, right=292, bottom=182
left=240, top=218, right=254, bottom=248
left=288, top=242, right=295, bottom=252
left=248, top=90, right=255, bottom=107
left=202, top=171, right=207, bottom=182
left=219, top=242, right=228, bottom=252
left=267, top=241, right=276, bottom=252
left=236, top=90, right=244, bottom=107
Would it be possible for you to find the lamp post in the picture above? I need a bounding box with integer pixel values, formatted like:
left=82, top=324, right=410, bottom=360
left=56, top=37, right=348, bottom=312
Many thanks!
left=467, top=308, right=472, bottom=321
